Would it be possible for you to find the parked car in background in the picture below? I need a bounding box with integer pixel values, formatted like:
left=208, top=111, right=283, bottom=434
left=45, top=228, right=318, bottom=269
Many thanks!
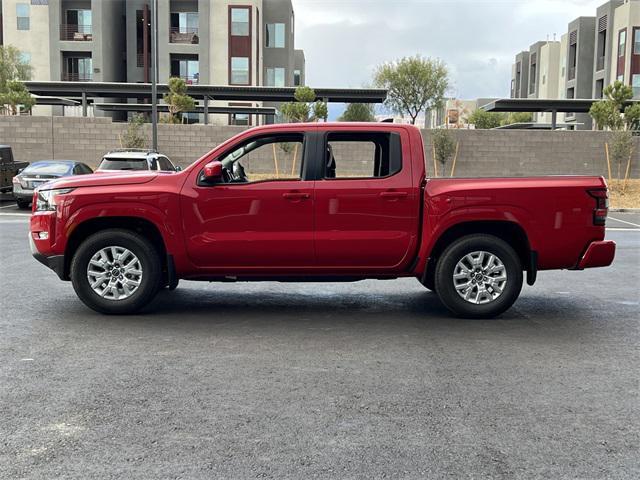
left=29, top=123, right=615, bottom=318
left=0, top=145, right=29, bottom=195
left=96, top=150, right=180, bottom=173
left=13, top=160, right=93, bottom=209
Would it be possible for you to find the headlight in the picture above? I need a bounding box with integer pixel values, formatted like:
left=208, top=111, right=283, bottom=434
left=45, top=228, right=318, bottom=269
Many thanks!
left=35, top=188, right=75, bottom=212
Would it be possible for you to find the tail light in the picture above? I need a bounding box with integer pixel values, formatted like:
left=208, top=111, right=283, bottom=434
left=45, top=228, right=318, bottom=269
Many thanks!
left=588, top=189, right=609, bottom=226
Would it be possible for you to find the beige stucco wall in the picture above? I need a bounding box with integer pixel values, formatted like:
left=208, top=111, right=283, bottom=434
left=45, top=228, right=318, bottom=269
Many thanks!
left=209, top=0, right=262, bottom=86
left=2, top=0, right=51, bottom=115
left=537, top=41, right=561, bottom=124
left=2, top=0, right=51, bottom=82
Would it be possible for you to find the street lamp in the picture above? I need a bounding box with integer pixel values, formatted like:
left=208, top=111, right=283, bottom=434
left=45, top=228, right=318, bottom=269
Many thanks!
left=151, top=0, right=158, bottom=150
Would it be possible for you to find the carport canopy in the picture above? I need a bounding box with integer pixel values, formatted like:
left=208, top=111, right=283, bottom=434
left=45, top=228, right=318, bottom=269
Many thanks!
left=481, top=98, right=640, bottom=130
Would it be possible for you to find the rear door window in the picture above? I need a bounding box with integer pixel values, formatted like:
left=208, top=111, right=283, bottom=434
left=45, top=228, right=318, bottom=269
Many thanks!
left=99, top=157, right=149, bottom=171
left=324, top=132, right=402, bottom=179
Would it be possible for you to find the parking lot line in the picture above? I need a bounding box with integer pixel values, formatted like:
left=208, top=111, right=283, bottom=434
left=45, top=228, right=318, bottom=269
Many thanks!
left=0, top=213, right=31, bottom=217
left=608, top=216, right=640, bottom=228
left=0, top=204, right=17, bottom=209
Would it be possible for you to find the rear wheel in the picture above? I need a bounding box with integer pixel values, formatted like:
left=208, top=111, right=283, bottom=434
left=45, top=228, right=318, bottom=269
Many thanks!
left=435, top=234, right=523, bottom=318
left=16, top=199, right=30, bottom=209
left=70, top=229, right=162, bottom=314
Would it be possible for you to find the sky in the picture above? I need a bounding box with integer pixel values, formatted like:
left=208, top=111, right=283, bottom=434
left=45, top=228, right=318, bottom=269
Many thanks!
left=293, top=0, right=604, bottom=105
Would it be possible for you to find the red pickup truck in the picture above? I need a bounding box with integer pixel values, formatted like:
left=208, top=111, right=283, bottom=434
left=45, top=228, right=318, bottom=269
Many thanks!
left=29, top=123, right=615, bottom=318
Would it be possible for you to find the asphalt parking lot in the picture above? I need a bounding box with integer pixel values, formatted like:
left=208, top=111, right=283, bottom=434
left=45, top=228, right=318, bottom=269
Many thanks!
left=1, top=198, right=639, bottom=479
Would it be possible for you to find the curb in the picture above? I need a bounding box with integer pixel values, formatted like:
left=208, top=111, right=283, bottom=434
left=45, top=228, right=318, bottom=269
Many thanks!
left=610, top=208, right=640, bottom=213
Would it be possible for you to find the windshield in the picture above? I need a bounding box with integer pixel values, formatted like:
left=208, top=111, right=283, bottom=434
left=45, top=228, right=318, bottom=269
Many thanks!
left=23, top=162, right=73, bottom=176
left=99, top=157, right=149, bottom=171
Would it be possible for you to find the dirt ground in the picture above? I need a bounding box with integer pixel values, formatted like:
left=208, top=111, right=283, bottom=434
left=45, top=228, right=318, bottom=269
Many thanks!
left=609, top=179, right=640, bottom=209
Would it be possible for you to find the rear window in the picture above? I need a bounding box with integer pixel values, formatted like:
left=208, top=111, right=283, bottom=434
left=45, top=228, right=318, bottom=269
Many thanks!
left=23, top=162, right=73, bottom=175
left=99, top=157, right=149, bottom=171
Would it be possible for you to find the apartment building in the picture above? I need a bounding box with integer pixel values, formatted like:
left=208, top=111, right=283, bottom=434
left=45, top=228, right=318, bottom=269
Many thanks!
left=1, top=0, right=306, bottom=124
left=510, top=51, right=530, bottom=99
left=610, top=0, right=640, bottom=97
left=593, top=0, right=624, bottom=98
left=509, top=0, right=639, bottom=130
left=564, top=16, right=596, bottom=129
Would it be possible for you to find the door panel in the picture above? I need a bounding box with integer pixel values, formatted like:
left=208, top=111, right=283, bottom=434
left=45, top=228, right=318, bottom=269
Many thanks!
left=313, top=130, right=419, bottom=271
left=181, top=180, right=314, bottom=269
left=180, top=131, right=315, bottom=271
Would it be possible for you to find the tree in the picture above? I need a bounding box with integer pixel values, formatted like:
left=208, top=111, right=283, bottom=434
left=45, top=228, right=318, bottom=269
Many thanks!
left=431, top=129, right=456, bottom=176
left=339, top=103, right=376, bottom=122
left=0, top=80, right=35, bottom=115
left=0, top=45, right=32, bottom=91
left=374, top=55, right=448, bottom=125
left=589, top=80, right=637, bottom=131
left=119, top=114, right=147, bottom=149
left=589, top=81, right=638, bottom=185
left=503, top=111, right=533, bottom=125
left=162, top=77, right=195, bottom=124
left=467, top=109, right=504, bottom=129
left=0, top=45, right=34, bottom=115
left=280, top=86, right=328, bottom=123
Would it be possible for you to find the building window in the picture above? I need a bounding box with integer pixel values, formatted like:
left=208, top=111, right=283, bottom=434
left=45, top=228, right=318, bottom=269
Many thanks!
left=632, top=75, right=640, bottom=98
left=231, top=57, right=249, bottom=85
left=19, top=52, right=31, bottom=64
left=294, top=69, right=301, bottom=86
left=229, top=111, right=250, bottom=126
left=618, top=29, right=626, bottom=57
left=231, top=8, right=249, bottom=36
left=265, top=23, right=285, bottom=48
left=266, top=67, right=285, bottom=87
left=16, top=3, right=29, bottom=30
left=634, top=28, right=640, bottom=55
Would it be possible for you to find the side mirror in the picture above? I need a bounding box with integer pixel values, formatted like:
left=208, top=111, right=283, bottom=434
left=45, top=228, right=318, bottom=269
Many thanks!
left=174, top=165, right=182, bottom=172
left=203, top=161, right=223, bottom=181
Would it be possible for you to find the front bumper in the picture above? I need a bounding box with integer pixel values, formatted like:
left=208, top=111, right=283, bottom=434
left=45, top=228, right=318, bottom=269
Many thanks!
left=29, top=233, right=66, bottom=280
left=577, top=240, right=616, bottom=269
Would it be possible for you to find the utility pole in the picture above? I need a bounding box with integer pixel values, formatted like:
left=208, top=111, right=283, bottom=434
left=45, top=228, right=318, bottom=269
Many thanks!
left=151, top=0, right=158, bottom=150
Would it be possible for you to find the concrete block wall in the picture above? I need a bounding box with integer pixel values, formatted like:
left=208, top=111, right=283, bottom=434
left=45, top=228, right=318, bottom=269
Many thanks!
left=0, top=116, right=638, bottom=178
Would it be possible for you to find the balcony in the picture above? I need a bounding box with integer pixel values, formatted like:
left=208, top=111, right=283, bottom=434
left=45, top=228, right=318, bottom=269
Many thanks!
left=178, top=75, right=199, bottom=85
left=61, top=72, right=92, bottom=81
left=596, top=56, right=605, bottom=72
left=170, top=27, right=199, bottom=44
left=60, top=23, right=92, bottom=41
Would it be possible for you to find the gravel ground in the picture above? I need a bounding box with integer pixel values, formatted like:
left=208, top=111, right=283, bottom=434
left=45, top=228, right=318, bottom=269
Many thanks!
left=1, top=217, right=638, bottom=480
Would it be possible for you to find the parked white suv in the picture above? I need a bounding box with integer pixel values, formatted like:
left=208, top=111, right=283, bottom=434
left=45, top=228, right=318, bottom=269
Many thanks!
left=96, top=149, right=180, bottom=172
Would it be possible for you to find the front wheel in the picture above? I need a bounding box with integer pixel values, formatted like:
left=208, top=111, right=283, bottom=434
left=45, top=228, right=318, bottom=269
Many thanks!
left=70, top=229, right=162, bottom=314
left=435, top=234, right=523, bottom=318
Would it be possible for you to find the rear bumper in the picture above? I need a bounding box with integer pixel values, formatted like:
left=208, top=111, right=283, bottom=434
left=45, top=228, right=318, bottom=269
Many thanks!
left=576, top=240, right=616, bottom=269
left=29, top=234, right=66, bottom=280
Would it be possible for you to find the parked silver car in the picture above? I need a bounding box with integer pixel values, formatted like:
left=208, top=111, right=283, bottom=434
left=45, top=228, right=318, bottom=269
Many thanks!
left=12, top=160, right=93, bottom=209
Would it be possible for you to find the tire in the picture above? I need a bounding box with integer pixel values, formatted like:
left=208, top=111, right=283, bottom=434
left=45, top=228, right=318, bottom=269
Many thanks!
left=70, top=229, right=162, bottom=314
left=16, top=199, right=30, bottom=209
left=434, top=234, right=523, bottom=318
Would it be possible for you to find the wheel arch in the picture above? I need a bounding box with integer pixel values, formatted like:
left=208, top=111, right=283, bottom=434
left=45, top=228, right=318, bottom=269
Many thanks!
left=63, top=216, right=168, bottom=281
left=423, top=220, right=536, bottom=287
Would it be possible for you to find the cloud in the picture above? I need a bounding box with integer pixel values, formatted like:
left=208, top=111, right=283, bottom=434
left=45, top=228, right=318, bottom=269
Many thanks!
left=292, top=0, right=604, bottom=99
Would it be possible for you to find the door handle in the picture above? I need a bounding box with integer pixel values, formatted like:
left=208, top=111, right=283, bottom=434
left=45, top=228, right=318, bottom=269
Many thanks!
left=282, top=192, right=310, bottom=200
left=379, top=191, right=408, bottom=200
